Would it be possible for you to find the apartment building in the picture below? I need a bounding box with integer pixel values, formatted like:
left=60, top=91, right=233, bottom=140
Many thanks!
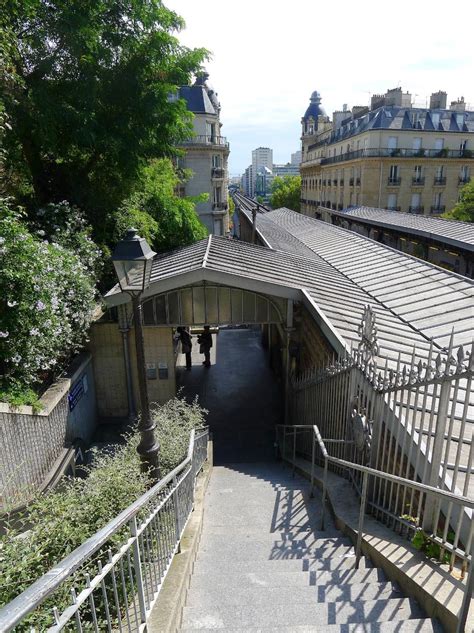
left=300, top=88, right=474, bottom=216
left=178, top=73, right=230, bottom=235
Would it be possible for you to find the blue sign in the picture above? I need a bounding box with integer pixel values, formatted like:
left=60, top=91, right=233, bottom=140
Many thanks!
left=68, top=375, right=88, bottom=411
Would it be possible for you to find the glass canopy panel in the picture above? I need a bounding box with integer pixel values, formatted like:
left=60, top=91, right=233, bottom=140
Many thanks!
left=231, top=289, right=243, bottom=323
left=168, top=292, right=179, bottom=324
left=155, top=295, right=167, bottom=324
left=113, top=261, right=145, bottom=291
left=243, top=291, right=256, bottom=323
left=192, top=287, right=205, bottom=324
left=181, top=289, right=193, bottom=324
left=205, top=287, right=218, bottom=324
left=218, top=288, right=231, bottom=323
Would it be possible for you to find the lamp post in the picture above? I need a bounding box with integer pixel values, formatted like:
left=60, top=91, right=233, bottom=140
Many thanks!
left=112, top=228, right=160, bottom=480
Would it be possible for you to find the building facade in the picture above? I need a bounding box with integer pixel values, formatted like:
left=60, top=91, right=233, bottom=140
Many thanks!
left=300, top=88, right=474, bottom=217
left=178, top=73, right=230, bottom=236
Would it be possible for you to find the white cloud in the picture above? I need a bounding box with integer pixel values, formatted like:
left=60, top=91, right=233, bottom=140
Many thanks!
left=167, top=0, right=474, bottom=173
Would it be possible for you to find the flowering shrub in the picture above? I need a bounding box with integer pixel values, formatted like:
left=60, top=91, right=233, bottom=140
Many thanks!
left=0, top=199, right=100, bottom=402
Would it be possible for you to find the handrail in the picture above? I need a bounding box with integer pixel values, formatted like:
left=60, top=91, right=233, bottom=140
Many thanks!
left=0, top=427, right=209, bottom=631
left=276, top=423, right=473, bottom=633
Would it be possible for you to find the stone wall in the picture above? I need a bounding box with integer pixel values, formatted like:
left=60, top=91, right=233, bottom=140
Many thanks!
left=88, top=322, right=176, bottom=420
left=0, top=354, right=96, bottom=509
left=295, top=303, right=336, bottom=371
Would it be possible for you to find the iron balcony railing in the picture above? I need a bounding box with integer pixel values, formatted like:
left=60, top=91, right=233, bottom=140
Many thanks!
left=411, top=177, right=425, bottom=186
left=320, top=148, right=474, bottom=167
left=211, top=167, right=225, bottom=179
left=276, top=423, right=473, bottom=633
left=212, top=201, right=228, bottom=210
left=409, top=205, right=424, bottom=213
left=181, top=135, right=229, bottom=148
left=386, top=206, right=401, bottom=211
left=458, top=177, right=470, bottom=185
left=387, top=177, right=401, bottom=186
left=430, top=205, right=446, bottom=213
left=0, top=428, right=209, bottom=632
left=434, top=176, right=446, bottom=185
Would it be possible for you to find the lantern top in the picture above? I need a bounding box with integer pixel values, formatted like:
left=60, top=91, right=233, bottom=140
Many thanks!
left=112, top=228, right=156, bottom=262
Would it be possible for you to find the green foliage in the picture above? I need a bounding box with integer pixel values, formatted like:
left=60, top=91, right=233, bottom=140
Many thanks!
left=0, top=397, right=207, bottom=627
left=0, top=198, right=99, bottom=393
left=442, top=179, right=474, bottom=222
left=411, top=529, right=453, bottom=562
left=1, top=0, right=208, bottom=229
left=111, top=159, right=207, bottom=252
left=270, top=175, right=301, bottom=212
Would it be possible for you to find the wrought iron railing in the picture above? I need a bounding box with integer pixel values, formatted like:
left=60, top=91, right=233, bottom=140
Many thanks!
left=319, top=148, right=474, bottom=167
left=0, top=428, right=209, bottom=631
left=276, top=423, right=473, bottom=633
left=180, top=135, right=229, bottom=148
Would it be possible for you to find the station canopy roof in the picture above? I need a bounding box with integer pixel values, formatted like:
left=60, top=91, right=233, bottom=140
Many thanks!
left=328, top=205, right=474, bottom=252
left=106, top=206, right=473, bottom=368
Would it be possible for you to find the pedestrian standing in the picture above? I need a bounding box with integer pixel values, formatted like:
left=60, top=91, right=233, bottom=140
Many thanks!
left=177, top=326, right=192, bottom=370
left=198, top=325, right=213, bottom=367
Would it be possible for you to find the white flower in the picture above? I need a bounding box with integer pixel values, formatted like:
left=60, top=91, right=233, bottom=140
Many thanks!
left=11, top=354, right=21, bottom=364
left=0, top=331, right=9, bottom=338
left=7, top=300, right=18, bottom=307
left=36, top=300, right=46, bottom=311
left=0, top=237, right=4, bottom=244
left=29, top=327, right=40, bottom=336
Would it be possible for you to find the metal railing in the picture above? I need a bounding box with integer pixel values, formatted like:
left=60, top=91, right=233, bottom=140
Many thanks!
left=0, top=428, right=209, bottom=632
left=180, top=135, right=229, bottom=148
left=276, top=423, right=473, bottom=633
left=319, top=147, right=474, bottom=167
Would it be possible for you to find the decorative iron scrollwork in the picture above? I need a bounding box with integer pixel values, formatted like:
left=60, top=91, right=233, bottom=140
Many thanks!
left=357, top=305, right=379, bottom=363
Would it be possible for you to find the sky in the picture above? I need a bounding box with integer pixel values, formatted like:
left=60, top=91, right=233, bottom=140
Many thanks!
left=166, top=0, right=474, bottom=176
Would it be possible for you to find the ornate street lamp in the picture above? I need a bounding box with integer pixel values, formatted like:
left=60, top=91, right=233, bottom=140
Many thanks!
left=112, top=228, right=160, bottom=479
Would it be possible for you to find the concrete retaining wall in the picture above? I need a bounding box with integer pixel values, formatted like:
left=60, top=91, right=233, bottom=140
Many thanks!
left=0, top=354, right=97, bottom=509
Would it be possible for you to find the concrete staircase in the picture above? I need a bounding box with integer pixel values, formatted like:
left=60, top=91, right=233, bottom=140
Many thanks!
left=180, top=463, right=443, bottom=632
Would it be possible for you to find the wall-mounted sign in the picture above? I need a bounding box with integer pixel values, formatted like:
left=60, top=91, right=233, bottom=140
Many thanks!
left=146, top=363, right=157, bottom=380
left=158, top=362, right=168, bottom=380
left=68, top=375, right=88, bottom=411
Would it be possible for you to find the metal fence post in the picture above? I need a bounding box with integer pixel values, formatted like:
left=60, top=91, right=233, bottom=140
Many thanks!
left=283, top=427, right=286, bottom=463
left=310, top=433, right=315, bottom=498
left=173, top=476, right=181, bottom=553
left=321, top=456, right=328, bottom=531
left=355, top=470, right=369, bottom=569
left=423, top=379, right=451, bottom=531
left=292, top=427, right=296, bottom=476
left=130, top=516, right=147, bottom=624
left=456, top=536, right=474, bottom=633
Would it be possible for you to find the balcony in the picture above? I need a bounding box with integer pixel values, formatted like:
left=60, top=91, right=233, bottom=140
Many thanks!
left=181, top=135, right=229, bottom=149
left=349, top=178, right=354, bottom=186
left=387, top=177, right=401, bottom=186
left=458, top=177, right=470, bottom=185
left=212, top=201, right=228, bottom=211
left=430, top=205, right=446, bottom=214
left=339, top=180, right=344, bottom=186
left=434, top=177, right=446, bottom=186
left=319, top=147, right=474, bottom=167
left=411, top=177, right=425, bottom=186
left=386, top=206, right=401, bottom=211
left=211, top=167, right=225, bottom=179
left=332, top=179, right=338, bottom=185
left=356, top=178, right=361, bottom=185
left=408, top=206, right=424, bottom=214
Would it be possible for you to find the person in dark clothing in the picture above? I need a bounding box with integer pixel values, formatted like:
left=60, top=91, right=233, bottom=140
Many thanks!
left=177, top=327, right=192, bottom=370
left=198, top=326, right=213, bottom=367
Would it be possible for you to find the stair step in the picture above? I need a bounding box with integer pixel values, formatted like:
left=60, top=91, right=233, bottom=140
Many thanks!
left=200, top=532, right=350, bottom=548
left=185, top=581, right=400, bottom=608
left=193, top=555, right=372, bottom=574
left=310, top=566, right=387, bottom=586
left=180, top=618, right=443, bottom=633
left=181, top=598, right=424, bottom=629
left=196, top=542, right=355, bottom=561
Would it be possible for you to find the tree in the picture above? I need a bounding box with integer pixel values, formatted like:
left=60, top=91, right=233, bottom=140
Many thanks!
left=111, top=159, right=208, bottom=253
left=442, top=180, right=474, bottom=222
left=270, top=175, right=301, bottom=212
left=0, top=0, right=207, bottom=233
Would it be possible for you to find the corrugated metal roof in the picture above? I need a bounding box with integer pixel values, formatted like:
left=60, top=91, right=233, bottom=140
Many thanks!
left=332, top=205, right=474, bottom=251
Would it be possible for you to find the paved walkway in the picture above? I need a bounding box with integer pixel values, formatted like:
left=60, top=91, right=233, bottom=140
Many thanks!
left=176, top=328, right=283, bottom=464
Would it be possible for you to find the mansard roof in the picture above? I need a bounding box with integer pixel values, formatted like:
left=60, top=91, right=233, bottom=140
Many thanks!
left=179, top=85, right=217, bottom=115
left=327, top=106, right=474, bottom=145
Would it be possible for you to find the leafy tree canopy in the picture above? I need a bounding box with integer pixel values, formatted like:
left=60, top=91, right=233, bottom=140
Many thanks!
left=111, top=158, right=208, bottom=253
left=442, top=179, right=474, bottom=223
left=0, top=0, right=208, bottom=227
left=269, top=175, right=301, bottom=212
